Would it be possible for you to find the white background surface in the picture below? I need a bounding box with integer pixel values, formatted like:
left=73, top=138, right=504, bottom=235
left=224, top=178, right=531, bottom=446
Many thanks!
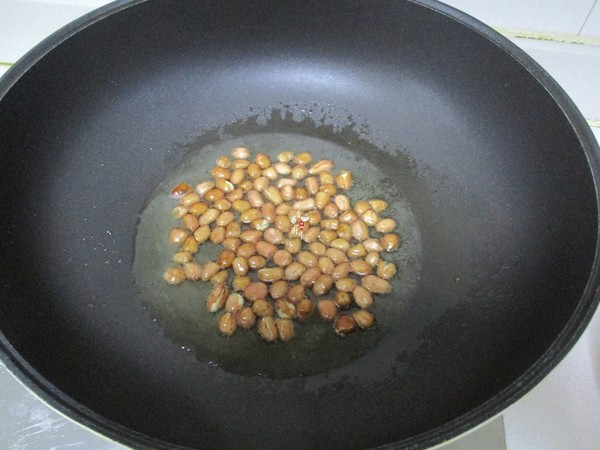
left=1, top=1, right=599, bottom=449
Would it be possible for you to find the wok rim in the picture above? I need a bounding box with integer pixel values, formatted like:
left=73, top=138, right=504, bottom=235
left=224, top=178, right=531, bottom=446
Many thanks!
left=0, top=0, right=599, bottom=448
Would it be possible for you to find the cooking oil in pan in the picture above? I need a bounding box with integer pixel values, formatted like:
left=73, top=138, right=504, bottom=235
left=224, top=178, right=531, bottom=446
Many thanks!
left=133, top=133, right=421, bottom=378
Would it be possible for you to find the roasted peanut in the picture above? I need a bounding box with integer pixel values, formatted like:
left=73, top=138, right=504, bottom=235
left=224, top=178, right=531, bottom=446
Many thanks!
left=232, top=256, right=249, bottom=276
left=240, top=229, right=262, bottom=243
left=255, top=241, right=277, bottom=259
left=210, top=270, right=229, bottom=284
left=183, top=261, right=202, bottom=281
left=336, top=223, right=352, bottom=240
left=172, top=205, right=188, bottom=219
left=300, top=227, right=320, bottom=244
left=292, top=198, right=316, bottom=211
left=236, top=307, right=256, bottom=329
left=255, top=152, right=271, bottom=169
left=291, top=165, right=308, bottom=180
left=331, top=262, right=351, bottom=281
left=263, top=186, right=283, bottom=205
left=262, top=167, right=278, bottom=181
left=375, top=218, right=397, bottom=233
left=204, top=188, right=224, bottom=203
left=252, top=299, right=274, bottom=317
left=351, top=259, right=372, bottom=276
left=170, top=182, right=192, bottom=199
left=284, top=262, right=305, bottom=281
left=381, top=233, right=400, bottom=252
left=363, top=238, right=384, bottom=253
left=240, top=208, right=262, bottom=223
left=377, top=260, right=397, bottom=280
left=347, top=243, right=367, bottom=259
left=280, top=185, right=295, bottom=201
left=172, top=251, right=193, bottom=264
left=334, top=315, right=356, bottom=336
left=277, top=150, right=294, bottom=163
left=287, top=284, right=305, bottom=303
left=318, top=230, right=338, bottom=245
left=273, top=249, right=293, bottom=267
left=275, top=318, right=294, bottom=341
left=296, top=298, right=314, bottom=321
left=335, top=170, right=352, bottom=190
left=365, top=252, right=381, bottom=267
left=247, top=189, right=264, bottom=207
left=201, top=261, right=220, bottom=282
left=275, top=202, right=292, bottom=215
left=232, top=275, right=251, bottom=292
left=163, top=267, right=186, bottom=285
left=258, top=267, right=284, bottom=283
left=232, top=199, right=252, bottom=212
left=199, top=208, right=219, bottom=226
left=169, top=227, right=189, bottom=245
left=237, top=242, right=257, bottom=259
left=246, top=163, right=262, bottom=179
left=284, top=238, right=302, bottom=254
left=225, top=293, right=245, bottom=313
left=305, top=176, right=319, bottom=195
left=335, top=291, right=352, bottom=308
left=195, top=180, right=215, bottom=197
left=361, top=210, right=379, bottom=227
left=217, top=249, right=235, bottom=269
left=326, top=248, right=348, bottom=265
left=247, top=255, right=267, bottom=270
left=263, top=227, right=284, bottom=245
left=244, top=281, right=268, bottom=302
left=253, top=176, right=269, bottom=192
left=318, top=256, right=335, bottom=274
left=275, top=299, right=296, bottom=319
left=189, top=202, right=209, bottom=216
left=261, top=202, right=276, bottom=222
left=317, top=300, right=337, bottom=321
left=309, top=159, right=334, bottom=174
left=335, top=277, right=357, bottom=292
left=210, top=226, right=226, bottom=244
left=231, top=146, right=250, bottom=159
left=207, top=282, right=228, bottom=312
left=181, top=235, right=199, bottom=253
left=361, top=275, right=391, bottom=294
left=294, top=152, right=312, bottom=166
left=269, top=280, right=289, bottom=299
left=300, top=266, right=322, bottom=286
left=369, top=199, right=388, bottom=212
left=339, top=210, right=358, bottom=223
left=258, top=316, right=279, bottom=342
left=275, top=215, right=292, bottom=232
left=182, top=213, right=200, bottom=232
left=319, top=171, right=335, bottom=185
left=351, top=219, right=369, bottom=241
left=314, top=191, right=330, bottom=210
left=180, top=191, right=201, bottom=207
left=330, top=238, right=350, bottom=251
left=313, top=274, right=334, bottom=296
left=219, top=312, right=237, bottom=336
left=214, top=211, right=234, bottom=228
left=215, top=179, right=235, bottom=193
left=323, top=203, right=339, bottom=219
left=231, top=159, right=250, bottom=170
left=230, top=167, right=246, bottom=185
left=225, top=221, right=241, bottom=238
left=352, top=310, right=376, bottom=329
left=308, top=242, right=327, bottom=257
left=274, top=162, right=292, bottom=175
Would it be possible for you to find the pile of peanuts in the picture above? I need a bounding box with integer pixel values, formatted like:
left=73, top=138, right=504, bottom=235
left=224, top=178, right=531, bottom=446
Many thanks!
left=163, top=147, right=400, bottom=342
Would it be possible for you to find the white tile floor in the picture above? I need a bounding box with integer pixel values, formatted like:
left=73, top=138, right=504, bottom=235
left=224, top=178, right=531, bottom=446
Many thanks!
left=0, top=2, right=599, bottom=450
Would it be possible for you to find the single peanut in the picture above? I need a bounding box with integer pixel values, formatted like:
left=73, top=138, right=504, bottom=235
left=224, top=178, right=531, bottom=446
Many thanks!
left=236, top=307, right=256, bottom=329
left=180, top=191, right=201, bottom=207
left=275, top=318, right=294, bottom=341
left=232, top=276, right=251, bottom=292
left=269, top=280, right=289, bottom=299
left=189, top=202, right=208, bottom=216
left=284, top=262, right=305, bottom=281
left=361, top=275, right=391, bottom=294
left=210, top=226, right=226, bottom=245
left=184, top=262, right=203, bottom=281
left=263, top=186, right=283, bottom=205
left=232, top=256, right=249, bottom=276
left=377, top=260, right=397, bottom=280
left=225, top=293, right=245, bottom=313
left=352, top=310, right=376, bottom=329
left=263, top=228, right=284, bottom=245
left=331, top=262, right=351, bottom=281
left=335, top=170, right=352, bottom=190
left=300, top=266, right=322, bottom=286
left=335, top=277, right=357, bottom=292
left=347, top=243, right=367, bottom=259
left=168, top=227, right=189, bottom=245
left=335, top=291, right=352, bottom=308
left=181, top=235, right=199, bottom=253
left=219, top=312, right=237, bottom=336
left=231, top=146, right=250, bottom=159
left=258, top=316, right=279, bottom=341
left=317, top=300, right=338, bottom=321
left=273, top=249, right=293, bottom=267
left=252, top=299, right=274, bottom=317
left=247, top=255, right=267, bottom=270
left=258, top=267, right=285, bottom=283
left=313, top=274, right=334, bottom=296
left=381, top=233, right=400, bottom=252
left=275, top=299, right=297, bottom=319
left=163, top=267, right=186, bottom=285
left=369, top=199, right=388, bottom=212
left=170, top=182, right=192, bottom=199
left=236, top=243, right=257, bottom=259
left=294, top=152, right=312, bottom=165
left=207, top=282, right=228, bottom=312
left=243, top=281, right=268, bottom=302
left=296, top=298, right=314, bottom=321
left=334, top=315, right=356, bottom=336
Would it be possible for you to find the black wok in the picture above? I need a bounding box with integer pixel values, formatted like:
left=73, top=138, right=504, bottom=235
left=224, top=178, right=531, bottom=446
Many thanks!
left=1, top=0, right=599, bottom=448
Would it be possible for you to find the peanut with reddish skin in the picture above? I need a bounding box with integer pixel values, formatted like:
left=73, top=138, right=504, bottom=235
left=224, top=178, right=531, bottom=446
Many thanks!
left=207, top=282, right=228, bottom=312
left=317, top=300, right=338, bottom=321
left=244, top=281, right=268, bottom=302
left=219, top=312, right=237, bottom=336
left=275, top=319, right=294, bottom=341
left=236, top=307, right=256, bottom=329
left=252, top=299, right=274, bottom=317
left=334, top=315, right=356, bottom=336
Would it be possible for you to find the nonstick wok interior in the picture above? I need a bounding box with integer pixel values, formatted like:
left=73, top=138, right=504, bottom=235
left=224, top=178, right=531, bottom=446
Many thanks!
left=0, top=0, right=599, bottom=449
